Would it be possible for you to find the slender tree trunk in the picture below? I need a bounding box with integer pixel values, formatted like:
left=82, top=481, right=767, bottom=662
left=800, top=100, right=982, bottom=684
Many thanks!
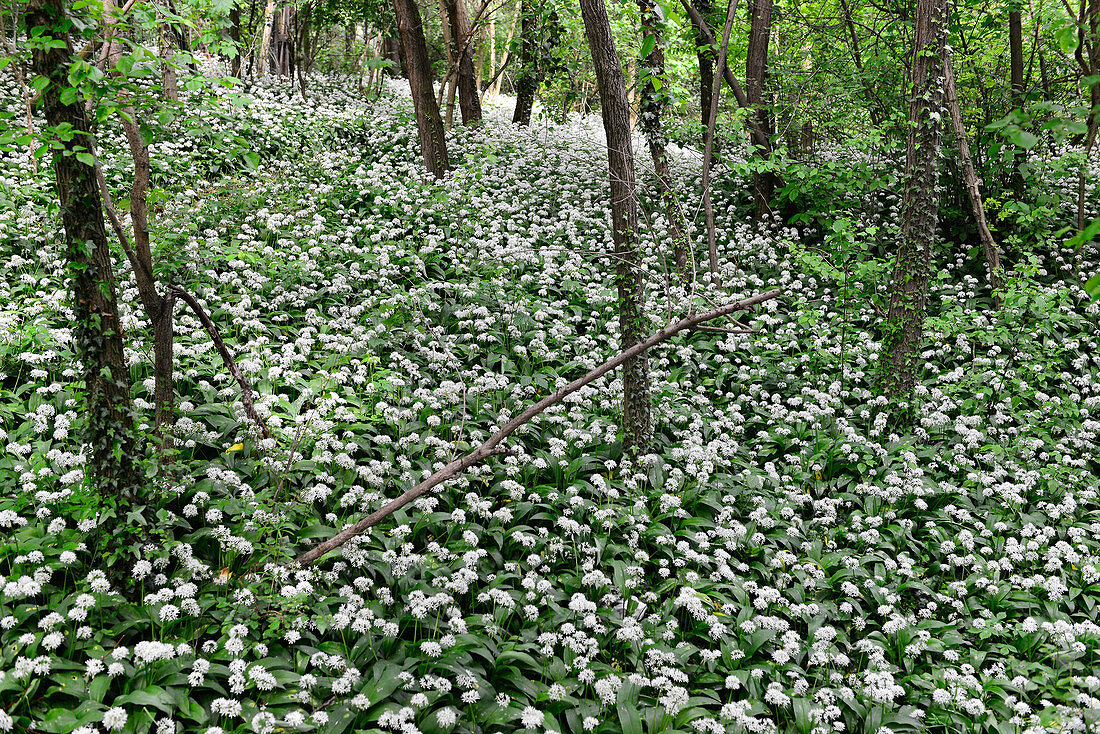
left=512, top=0, right=538, bottom=125
left=746, top=0, right=775, bottom=217
left=637, top=0, right=690, bottom=283
left=1009, top=6, right=1024, bottom=105
left=486, top=0, right=518, bottom=99
left=691, top=0, right=715, bottom=153
left=944, top=55, right=1004, bottom=304
left=437, top=0, right=454, bottom=110
left=26, top=0, right=142, bottom=499
left=701, top=0, right=737, bottom=280
left=680, top=0, right=773, bottom=156
left=257, top=0, right=277, bottom=76
left=580, top=0, right=652, bottom=454
left=443, top=0, right=482, bottom=123
left=493, top=1, right=519, bottom=97
left=156, top=8, right=179, bottom=99
left=838, top=0, right=884, bottom=125
left=1075, top=0, right=1099, bottom=230
left=486, top=14, right=495, bottom=97
left=394, top=0, right=449, bottom=177
left=878, top=0, right=949, bottom=401
left=229, top=3, right=242, bottom=76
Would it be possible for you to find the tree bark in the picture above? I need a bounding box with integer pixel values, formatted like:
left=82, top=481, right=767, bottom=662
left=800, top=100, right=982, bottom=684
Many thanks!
left=157, top=8, right=179, bottom=99
left=443, top=0, right=483, bottom=124
left=512, top=0, right=538, bottom=125
left=636, top=0, right=690, bottom=283
left=745, top=0, right=775, bottom=217
left=944, top=55, right=1005, bottom=304
left=1009, top=6, right=1024, bottom=106
left=691, top=0, right=716, bottom=155
left=878, top=0, right=948, bottom=401
left=393, top=0, right=449, bottom=177
left=838, top=0, right=884, bottom=125
left=701, top=0, right=738, bottom=280
left=680, top=0, right=779, bottom=190
left=580, top=0, right=652, bottom=454
left=1075, top=0, right=1099, bottom=231
left=257, top=0, right=277, bottom=76
left=229, top=3, right=242, bottom=77
left=26, top=0, right=142, bottom=499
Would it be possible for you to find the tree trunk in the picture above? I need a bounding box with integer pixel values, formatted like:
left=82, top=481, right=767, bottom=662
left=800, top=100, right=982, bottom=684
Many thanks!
left=257, top=0, right=277, bottom=76
left=579, top=0, right=652, bottom=454
left=512, top=0, right=538, bottom=125
left=746, top=0, right=775, bottom=217
left=229, top=3, right=242, bottom=77
left=157, top=8, right=179, bottom=99
left=944, top=55, right=1004, bottom=304
left=636, top=0, right=690, bottom=283
left=443, top=0, right=482, bottom=124
left=878, top=0, right=948, bottom=401
left=493, top=1, right=519, bottom=97
left=838, top=0, right=884, bottom=125
left=26, top=0, right=142, bottom=499
left=691, top=0, right=716, bottom=154
left=701, top=0, right=737, bottom=281
left=1009, top=6, right=1024, bottom=106
left=393, top=0, right=449, bottom=177
left=437, top=0, right=454, bottom=110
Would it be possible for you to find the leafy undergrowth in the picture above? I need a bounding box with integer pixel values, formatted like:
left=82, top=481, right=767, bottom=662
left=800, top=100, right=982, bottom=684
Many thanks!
left=2, top=74, right=1100, bottom=734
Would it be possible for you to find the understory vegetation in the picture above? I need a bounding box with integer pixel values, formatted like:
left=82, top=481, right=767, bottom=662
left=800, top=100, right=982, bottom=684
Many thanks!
left=1, top=72, right=1100, bottom=734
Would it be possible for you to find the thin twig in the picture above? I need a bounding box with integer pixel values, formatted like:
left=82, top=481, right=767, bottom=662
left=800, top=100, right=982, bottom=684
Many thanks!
left=171, top=286, right=272, bottom=440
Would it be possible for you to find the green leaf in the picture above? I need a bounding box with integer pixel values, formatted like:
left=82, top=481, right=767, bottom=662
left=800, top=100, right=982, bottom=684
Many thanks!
left=76, top=151, right=95, bottom=167
left=617, top=681, right=642, bottom=734
left=640, top=34, right=657, bottom=60
left=1084, top=272, right=1100, bottom=300
left=113, top=684, right=174, bottom=714
left=1008, top=129, right=1038, bottom=149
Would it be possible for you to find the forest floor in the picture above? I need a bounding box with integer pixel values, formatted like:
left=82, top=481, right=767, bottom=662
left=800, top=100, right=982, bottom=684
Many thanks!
left=2, top=74, right=1100, bottom=734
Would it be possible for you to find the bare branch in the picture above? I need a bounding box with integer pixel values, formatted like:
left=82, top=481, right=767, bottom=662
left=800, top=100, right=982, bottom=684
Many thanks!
left=292, top=289, right=782, bottom=567
left=170, top=286, right=272, bottom=440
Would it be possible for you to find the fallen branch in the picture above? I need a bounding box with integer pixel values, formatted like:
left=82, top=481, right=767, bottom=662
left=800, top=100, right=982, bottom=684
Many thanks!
left=691, top=324, right=755, bottom=334
left=292, top=289, right=781, bottom=567
left=170, top=286, right=272, bottom=440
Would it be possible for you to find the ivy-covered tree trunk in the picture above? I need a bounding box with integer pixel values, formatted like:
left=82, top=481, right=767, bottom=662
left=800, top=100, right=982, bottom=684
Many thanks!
left=443, top=0, right=482, bottom=125
left=637, top=0, right=690, bottom=282
left=878, top=0, right=948, bottom=400
left=26, top=0, right=142, bottom=499
left=512, top=0, right=538, bottom=126
left=579, top=0, right=652, bottom=454
left=393, top=0, right=449, bottom=177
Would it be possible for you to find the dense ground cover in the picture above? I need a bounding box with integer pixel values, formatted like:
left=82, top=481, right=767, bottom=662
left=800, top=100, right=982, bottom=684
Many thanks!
left=2, top=74, right=1100, bottom=734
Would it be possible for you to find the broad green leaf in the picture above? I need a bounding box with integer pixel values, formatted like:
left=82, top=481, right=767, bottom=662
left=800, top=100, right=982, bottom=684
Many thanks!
left=1084, top=272, right=1100, bottom=300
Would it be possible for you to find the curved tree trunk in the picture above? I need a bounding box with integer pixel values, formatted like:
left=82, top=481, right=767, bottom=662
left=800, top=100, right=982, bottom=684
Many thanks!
left=26, top=0, right=142, bottom=499
left=580, top=0, right=652, bottom=454
left=878, top=0, right=949, bottom=401
left=394, top=0, right=449, bottom=177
